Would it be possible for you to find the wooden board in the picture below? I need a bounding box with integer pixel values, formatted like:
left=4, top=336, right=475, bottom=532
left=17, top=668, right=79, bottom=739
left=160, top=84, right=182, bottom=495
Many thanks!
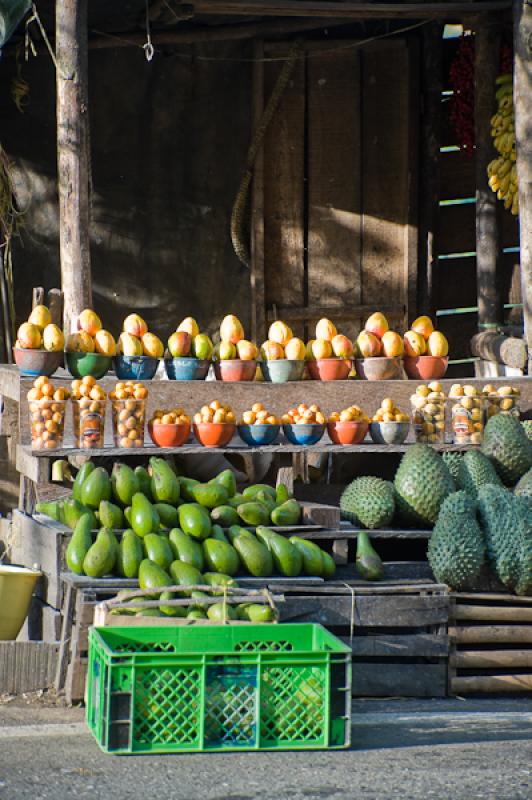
left=280, top=593, right=449, bottom=627
left=352, top=662, right=447, bottom=698
left=10, top=510, right=66, bottom=609
left=307, top=48, right=362, bottom=340
left=0, top=642, right=58, bottom=694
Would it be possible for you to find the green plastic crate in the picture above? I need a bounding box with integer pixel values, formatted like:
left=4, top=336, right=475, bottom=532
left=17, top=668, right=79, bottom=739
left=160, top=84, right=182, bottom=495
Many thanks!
left=86, top=623, right=351, bottom=754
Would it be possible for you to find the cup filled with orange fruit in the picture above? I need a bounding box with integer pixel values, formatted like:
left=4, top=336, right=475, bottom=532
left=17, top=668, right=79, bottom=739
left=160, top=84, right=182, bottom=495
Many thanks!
left=27, top=376, right=69, bottom=450
left=328, top=404, right=369, bottom=445
left=193, top=400, right=237, bottom=447
left=71, top=376, right=107, bottom=448
left=109, top=381, right=148, bottom=448
left=148, top=407, right=191, bottom=448
left=369, top=398, right=411, bottom=444
left=282, top=403, right=327, bottom=445
left=238, top=403, right=281, bottom=446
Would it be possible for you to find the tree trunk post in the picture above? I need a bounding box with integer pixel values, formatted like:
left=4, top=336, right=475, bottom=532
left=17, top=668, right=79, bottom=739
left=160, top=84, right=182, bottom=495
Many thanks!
left=474, top=22, right=503, bottom=333
left=56, top=0, right=92, bottom=334
left=514, top=0, right=532, bottom=373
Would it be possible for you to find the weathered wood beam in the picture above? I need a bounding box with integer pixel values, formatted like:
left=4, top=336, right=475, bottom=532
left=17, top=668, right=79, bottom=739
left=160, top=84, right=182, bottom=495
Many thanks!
left=56, top=0, right=92, bottom=334
left=513, top=0, right=532, bottom=373
left=471, top=329, right=527, bottom=369
left=266, top=304, right=404, bottom=321
left=191, top=1, right=512, bottom=19
left=474, top=23, right=503, bottom=330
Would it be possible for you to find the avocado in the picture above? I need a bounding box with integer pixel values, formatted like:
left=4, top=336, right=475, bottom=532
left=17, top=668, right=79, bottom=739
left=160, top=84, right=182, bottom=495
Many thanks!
left=178, top=503, right=212, bottom=540
left=153, top=503, right=179, bottom=529
left=111, top=462, right=139, bottom=507
left=63, top=498, right=97, bottom=530
left=210, top=505, right=240, bottom=528
left=131, top=492, right=159, bottom=537
left=116, top=529, right=143, bottom=578
left=35, top=500, right=65, bottom=524
left=138, top=558, right=172, bottom=594
left=275, top=483, right=291, bottom=504
left=66, top=513, right=93, bottom=575
left=149, top=457, right=181, bottom=505
left=168, top=528, right=205, bottom=571
left=207, top=602, right=237, bottom=622
left=356, top=531, right=384, bottom=581
left=159, top=589, right=186, bottom=617
left=233, top=533, right=273, bottom=577
left=202, top=538, right=240, bottom=576
left=271, top=499, right=301, bottom=527
left=202, top=572, right=238, bottom=594
left=83, top=528, right=116, bottom=577
left=237, top=603, right=276, bottom=622
left=169, top=560, right=203, bottom=595
left=321, top=550, right=336, bottom=579
left=80, top=466, right=111, bottom=510
left=227, top=493, right=247, bottom=509
left=134, top=466, right=153, bottom=500
left=256, top=526, right=302, bottom=577
left=289, top=536, right=324, bottom=576
left=192, top=483, right=229, bottom=509
left=211, top=468, right=237, bottom=498
left=227, top=525, right=255, bottom=544
left=143, top=533, right=174, bottom=571
left=99, top=500, right=125, bottom=529
left=178, top=476, right=200, bottom=502
left=243, top=484, right=276, bottom=502
left=237, top=502, right=270, bottom=527
left=72, top=461, right=95, bottom=503
left=187, top=608, right=207, bottom=620
left=210, top=524, right=229, bottom=544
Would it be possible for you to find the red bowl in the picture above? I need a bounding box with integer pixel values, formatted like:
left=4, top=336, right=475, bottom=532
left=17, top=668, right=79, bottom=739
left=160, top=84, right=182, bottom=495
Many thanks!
left=148, top=421, right=191, bottom=448
left=213, top=359, right=256, bottom=382
left=403, top=356, right=449, bottom=380
left=307, top=358, right=352, bottom=381
left=193, top=422, right=236, bottom=448
left=327, top=420, right=369, bottom=445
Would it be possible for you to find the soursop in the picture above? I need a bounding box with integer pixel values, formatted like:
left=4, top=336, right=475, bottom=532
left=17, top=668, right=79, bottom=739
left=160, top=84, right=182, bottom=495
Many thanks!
left=340, top=476, right=395, bottom=529
left=515, top=496, right=532, bottom=596
left=522, top=420, right=532, bottom=442
left=427, top=491, right=486, bottom=590
left=442, top=451, right=464, bottom=487
left=477, top=484, right=521, bottom=591
left=481, top=414, right=532, bottom=486
left=515, top=468, right=532, bottom=498
left=394, top=444, right=454, bottom=527
left=456, top=450, right=502, bottom=496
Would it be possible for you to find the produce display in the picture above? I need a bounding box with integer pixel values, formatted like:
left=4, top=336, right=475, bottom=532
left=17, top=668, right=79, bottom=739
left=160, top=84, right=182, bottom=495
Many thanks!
left=240, top=403, right=280, bottom=425
left=372, top=398, right=409, bottom=423
left=66, top=308, right=116, bottom=356
left=340, top=477, right=395, bottom=530
left=404, top=316, right=448, bottom=358
left=71, top=376, right=107, bottom=448
left=109, top=381, right=148, bottom=448
left=193, top=400, right=236, bottom=425
left=483, top=384, right=521, bottom=419
left=410, top=382, right=446, bottom=444
left=281, top=404, right=326, bottom=425
left=329, top=404, right=369, bottom=423
left=16, top=304, right=64, bottom=352
left=214, top=315, right=258, bottom=361
left=261, top=321, right=305, bottom=361
left=355, top=312, right=402, bottom=359
left=448, top=383, right=484, bottom=445
left=167, top=317, right=214, bottom=360
left=28, top=376, right=69, bottom=450
left=116, top=313, right=163, bottom=358
left=487, top=73, right=518, bottom=216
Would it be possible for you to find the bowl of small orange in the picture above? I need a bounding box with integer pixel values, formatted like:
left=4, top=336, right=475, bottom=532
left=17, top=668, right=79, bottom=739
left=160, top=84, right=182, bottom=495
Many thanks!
left=193, top=401, right=237, bottom=448
left=282, top=404, right=326, bottom=445
left=148, top=407, right=191, bottom=448
left=238, top=403, right=281, bottom=446
left=327, top=405, right=369, bottom=445
left=369, top=398, right=410, bottom=445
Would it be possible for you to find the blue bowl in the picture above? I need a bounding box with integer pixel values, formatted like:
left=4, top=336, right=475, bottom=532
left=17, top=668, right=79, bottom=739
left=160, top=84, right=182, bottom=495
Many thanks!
left=164, top=357, right=211, bottom=381
left=260, top=359, right=305, bottom=383
left=282, top=423, right=325, bottom=446
left=238, top=423, right=280, bottom=446
left=113, top=355, right=159, bottom=380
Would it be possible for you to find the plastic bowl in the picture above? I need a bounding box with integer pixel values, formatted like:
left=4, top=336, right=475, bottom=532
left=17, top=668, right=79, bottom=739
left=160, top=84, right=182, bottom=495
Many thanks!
left=238, top=423, right=280, bottom=446
left=307, top=358, right=352, bottom=381
left=149, top=420, right=191, bottom=448
left=369, top=420, right=410, bottom=445
left=327, top=420, right=369, bottom=445
left=13, top=348, right=63, bottom=378
left=282, top=423, right=326, bottom=446
left=403, top=355, right=449, bottom=380
left=164, top=357, right=210, bottom=381
left=193, top=422, right=236, bottom=448
left=261, top=359, right=305, bottom=383
left=65, top=351, right=112, bottom=380
left=354, top=357, right=403, bottom=381
left=213, top=360, right=257, bottom=382
left=114, top=355, right=159, bottom=381
left=0, top=564, right=42, bottom=640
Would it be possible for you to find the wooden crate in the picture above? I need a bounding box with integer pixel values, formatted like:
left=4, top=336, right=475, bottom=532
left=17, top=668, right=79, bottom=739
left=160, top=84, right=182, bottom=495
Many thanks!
left=449, top=593, right=532, bottom=695
left=0, top=642, right=58, bottom=694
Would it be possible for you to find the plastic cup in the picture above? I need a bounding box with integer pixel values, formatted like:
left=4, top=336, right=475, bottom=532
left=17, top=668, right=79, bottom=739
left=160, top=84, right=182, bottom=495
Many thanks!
left=484, top=392, right=520, bottom=422
left=449, top=395, right=485, bottom=445
left=111, top=399, right=145, bottom=449
left=411, top=393, right=446, bottom=444
left=29, top=399, right=66, bottom=450
left=72, top=397, right=106, bottom=449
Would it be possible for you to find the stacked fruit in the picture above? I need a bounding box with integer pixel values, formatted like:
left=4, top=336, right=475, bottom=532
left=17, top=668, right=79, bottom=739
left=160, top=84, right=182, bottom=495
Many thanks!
left=240, top=403, right=280, bottom=425
left=117, top=314, right=164, bottom=358
left=305, top=318, right=353, bottom=360
left=355, top=313, right=403, bottom=359
left=28, top=376, right=69, bottom=450
left=449, top=384, right=484, bottom=445
left=329, top=404, right=368, bottom=423
left=16, top=305, right=64, bottom=352
left=403, top=316, right=448, bottom=358
left=65, top=309, right=116, bottom=355
left=487, top=74, right=518, bottom=216
left=260, top=321, right=305, bottom=361
left=71, top=376, right=106, bottom=448
left=109, top=381, right=148, bottom=448
left=193, top=400, right=236, bottom=425
left=282, top=404, right=326, bottom=425
left=483, top=384, right=521, bottom=420
left=167, top=317, right=214, bottom=360
left=410, top=382, right=446, bottom=443
left=214, top=314, right=258, bottom=361
left=372, top=398, right=409, bottom=423
left=150, top=407, right=190, bottom=426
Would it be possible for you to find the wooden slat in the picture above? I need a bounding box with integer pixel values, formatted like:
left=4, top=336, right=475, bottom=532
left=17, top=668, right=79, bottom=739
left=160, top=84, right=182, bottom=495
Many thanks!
left=438, top=201, right=520, bottom=254
left=453, top=650, right=532, bottom=669
left=454, top=605, right=532, bottom=623
left=0, top=642, right=58, bottom=694
left=281, top=594, right=449, bottom=627
left=451, top=625, right=532, bottom=645
left=307, top=48, right=362, bottom=340
left=361, top=41, right=410, bottom=333
left=352, top=662, right=447, bottom=698
left=263, top=49, right=305, bottom=338
left=10, top=510, right=64, bottom=608
left=193, top=1, right=513, bottom=19
left=451, top=674, right=532, bottom=694
left=346, top=633, right=448, bottom=658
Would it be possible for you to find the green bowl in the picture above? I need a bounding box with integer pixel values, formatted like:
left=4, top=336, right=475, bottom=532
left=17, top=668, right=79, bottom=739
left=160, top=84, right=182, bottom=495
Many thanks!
left=65, top=351, right=112, bottom=379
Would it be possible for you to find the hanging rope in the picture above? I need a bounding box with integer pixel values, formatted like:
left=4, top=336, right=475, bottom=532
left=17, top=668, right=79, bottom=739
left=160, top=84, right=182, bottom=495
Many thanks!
left=143, top=0, right=154, bottom=62
left=230, top=39, right=302, bottom=268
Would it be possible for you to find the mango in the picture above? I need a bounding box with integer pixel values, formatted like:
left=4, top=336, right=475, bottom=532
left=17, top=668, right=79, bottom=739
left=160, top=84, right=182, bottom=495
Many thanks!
left=66, top=331, right=94, bottom=353
left=149, top=457, right=181, bottom=505
left=83, top=528, right=116, bottom=577
left=28, top=304, right=51, bottom=330
left=331, top=334, right=353, bottom=358
left=78, top=308, right=102, bottom=336
left=284, top=337, right=306, bottom=360
left=220, top=314, right=244, bottom=344
left=178, top=476, right=200, bottom=502
left=192, top=333, right=213, bottom=360
left=111, top=462, right=140, bottom=507
left=236, top=339, right=258, bottom=361
left=66, top=513, right=93, bottom=575
left=202, top=538, right=240, bottom=576
left=168, top=330, right=192, bottom=357
left=17, top=322, right=42, bottom=349
left=427, top=330, right=449, bottom=357
left=211, top=505, right=240, bottom=527
left=260, top=340, right=285, bottom=361
left=289, top=536, right=324, bottom=576
left=177, top=317, right=200, bottom=337
left=169, top=560, right=203, bottom=595
left=73, top=461, right=95, bottom=502
left=356, top=330, right=382, bottom=358
left=116, top=530, right=143, bottom=578
left=131, top=492, right=159, bottom=537
left=99, top=500, right=124, bottom=529
left=168, top=528, right=205, bottom=571
left=404, top=329, right=427, bottom=356
left=192, top=483, right=229, bottom=509
left=305, top=339, right=316, bottom=360
left=153, top=502, right=179, bottom=528
left=237, top=502, right=270, bottom=527
left=178, top=503, right=212, bottom=540
left=364, top=312, right=389, bottom=339
left=311, top=338, right=333, bottom=359
left=143, top=533, right=174, bottom=570
left=268, top=320, right=293, bottom=347
left=80, top=466, right=111, bottom=509
left=207, top=602, right=237, bottom=622
left=233, top=533, right=273, bottom=577
left=141, top=332, right=164, bottom=358
left=94, top=329, right=116, bottom=356
left=123, top=313, right=148, bottom=338
left=212, top=468, right=237, bottom=497
left=214, top=340, right=237, bottom=360
left=411, top=315, right=434, bottom=339
left=315, top=318, right=337, bottom=342
left=42, top=324, right=64, bottom=352
left=381, top=330, right=404, bottom=357
left=271, top=499, right=301, bottom=526
left=117, top=332, right=143, bottom=357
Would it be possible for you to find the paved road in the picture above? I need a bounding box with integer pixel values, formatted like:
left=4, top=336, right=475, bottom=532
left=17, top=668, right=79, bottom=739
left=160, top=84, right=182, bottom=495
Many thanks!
left=1, top=698, right=532, bottom=800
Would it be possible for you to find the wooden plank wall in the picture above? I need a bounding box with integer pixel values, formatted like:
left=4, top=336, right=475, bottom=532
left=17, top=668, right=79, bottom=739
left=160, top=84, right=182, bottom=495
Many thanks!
left=435, top=36, right=522, bottom=377
left=258, top=39, right=416, bottom=342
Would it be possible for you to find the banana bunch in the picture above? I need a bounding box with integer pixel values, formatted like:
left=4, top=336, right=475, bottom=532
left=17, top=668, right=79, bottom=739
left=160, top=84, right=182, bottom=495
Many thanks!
left=486, top=74, right=518, bottom=215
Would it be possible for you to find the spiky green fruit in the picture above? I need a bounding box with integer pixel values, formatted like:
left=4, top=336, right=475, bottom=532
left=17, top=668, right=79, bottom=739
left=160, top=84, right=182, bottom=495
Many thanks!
left=515, top=468, right=532, bottom=498
left=442, top=451, right=464, bottom=488
left=394, top=444, right=454, bottom=527
left=457, top=449, right=502, bottom=496
left=481, top=415, right=532, bottom=486
left=340, top=476, right=395, bottom=529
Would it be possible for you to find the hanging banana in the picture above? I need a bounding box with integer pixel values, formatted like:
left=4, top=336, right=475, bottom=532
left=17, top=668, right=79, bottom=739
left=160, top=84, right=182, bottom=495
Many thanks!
left=486, top=73, right=518, bottom=215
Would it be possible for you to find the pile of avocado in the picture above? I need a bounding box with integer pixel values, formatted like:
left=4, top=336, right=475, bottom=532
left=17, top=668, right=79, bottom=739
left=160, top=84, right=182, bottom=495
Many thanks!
left=36, top=458, right=336, bottom=618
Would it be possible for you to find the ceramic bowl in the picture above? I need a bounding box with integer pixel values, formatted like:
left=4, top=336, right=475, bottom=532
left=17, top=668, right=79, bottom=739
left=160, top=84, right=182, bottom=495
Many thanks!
left=164, top=357, right=210, bottom=381
left=369, top=420, right=410, bottom=445
left=327, top=420, right=369, bottom=445
left=213, top=360, right=257, bottom=382
left=65, top=351, right=112, bottom=379
left=282, top=423, right=326, bottom=446
left=403, top=356, right=449, bottom=381
left=238, top=423, right=280, bottom=446
left=148, top=420, right=191, bottom=448
left=193, top=422, right=236, bottom=447
left=354, top=357, right=403, bottom=381
left=13, top=348, right=63, bottom=378
left=113, top=355, right=159, bottom=381
left=307, top=358, right=352, bottom=381
left=261, top=359, right=305, bottom=383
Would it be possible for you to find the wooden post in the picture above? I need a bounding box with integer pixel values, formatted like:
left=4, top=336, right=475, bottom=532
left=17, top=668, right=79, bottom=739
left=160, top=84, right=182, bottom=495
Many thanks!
left=474, top=22, right=503, bottom=332
left=251, top=41, right=266, bottom=343
left=56, top=0, right=92, bottom=334
left=514, top=0, right=532, bottom=373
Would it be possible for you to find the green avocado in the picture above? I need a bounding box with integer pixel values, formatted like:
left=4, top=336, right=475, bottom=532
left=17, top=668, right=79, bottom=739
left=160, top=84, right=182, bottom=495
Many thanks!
left=116, top=529, right=143, bottom=578
left=143, top=533, right=174, bottom=571
left=271, top=499, right=301, bottom=527
left=202, top=572, right=238, bottom=594
left=66, top=513, right=93, bottom=575
left=237, top=502, right=270, bottom=527
left=243, top=484, right=276, bottom=501
left=207, top=603, right=237, bottom=622
left=192, top=483, right=229, bottom=509
left=169, top=560, right=203, bottom=595
left=83, top=528, right=116, bottom=577
left=72, top=461, right=95, bottom=503
left=210, top=505, right=240, bottom=528
left=149, top=457, right=181, bottom=505
left=275, top=483, right=291, bottom=504
left=178, top=476, right=200, bottom=502
left=134, top=466, right=153, bottom=500
left=233, top=533, right=273, bottom=577
left=178, top=503, right=212, bottom=540
left=256, top=526, right=302, bottom=577
left=168, top=528, right=205, bottom=571
left=111, top=462, right=139, bottom=507
left=289, top=536, right=324, bottom=576
left=237, top=603, right=275, bottom=622
left=202, top=538, right=240, bottom=576
left=63, top=498, right=97, bottom=530
left=153, top=503, right=179, bottom=529
left=131, top=493, right=160, bottom=538
left=80, top=466, right=111, bottom=510
left=99, top=500, right=125, bottom=530
left=211, top=469, right=237, bottom=498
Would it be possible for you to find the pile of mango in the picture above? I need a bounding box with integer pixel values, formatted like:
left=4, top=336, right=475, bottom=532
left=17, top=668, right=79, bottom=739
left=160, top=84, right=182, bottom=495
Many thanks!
left=36, top=460, right=335, bottom=587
